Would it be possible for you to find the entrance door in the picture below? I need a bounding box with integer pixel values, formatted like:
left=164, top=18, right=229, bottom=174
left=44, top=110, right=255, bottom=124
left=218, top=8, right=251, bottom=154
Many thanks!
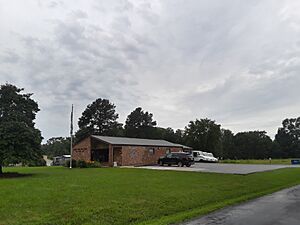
left=113, top=147, right=122, bottom=166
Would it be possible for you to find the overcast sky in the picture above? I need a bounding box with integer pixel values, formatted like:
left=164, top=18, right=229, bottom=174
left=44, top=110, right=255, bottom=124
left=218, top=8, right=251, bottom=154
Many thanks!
left=1, top=0, right=300, bottom=141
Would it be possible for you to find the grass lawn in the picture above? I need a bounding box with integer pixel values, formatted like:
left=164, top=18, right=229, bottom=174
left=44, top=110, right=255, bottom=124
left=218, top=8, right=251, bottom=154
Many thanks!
left=1, top=167, right=300, bottom=225
left=220, top=159, right=293, bottom=165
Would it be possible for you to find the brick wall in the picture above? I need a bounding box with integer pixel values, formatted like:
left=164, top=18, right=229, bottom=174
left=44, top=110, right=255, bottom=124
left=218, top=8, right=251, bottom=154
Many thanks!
left=120, top=146, right=182, bottom=166
left=72, top=137, right=91, bottom=161
left=72, top=136, right=184, bottom=166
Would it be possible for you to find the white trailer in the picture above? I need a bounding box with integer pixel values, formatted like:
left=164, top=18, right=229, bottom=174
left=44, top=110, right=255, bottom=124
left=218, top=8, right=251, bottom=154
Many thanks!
left=192, top=150, right=218, bottom=163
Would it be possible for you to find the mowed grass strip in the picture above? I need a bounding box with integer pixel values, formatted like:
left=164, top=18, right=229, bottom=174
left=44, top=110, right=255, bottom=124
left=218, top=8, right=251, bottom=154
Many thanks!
left=220, top=158, right=293, bottom=165
left=1, top=167, right=300, bottom=225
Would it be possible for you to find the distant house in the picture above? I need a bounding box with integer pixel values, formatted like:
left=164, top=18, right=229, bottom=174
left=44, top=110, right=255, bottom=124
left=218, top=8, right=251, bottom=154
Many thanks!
left=52, top=155, right=70, bottom=166
left=72, top=135, right=191, bottom=167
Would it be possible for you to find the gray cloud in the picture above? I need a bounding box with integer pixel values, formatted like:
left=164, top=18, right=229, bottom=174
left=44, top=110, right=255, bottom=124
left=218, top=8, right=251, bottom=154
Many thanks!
left=1, top=0, right=300, bottom=140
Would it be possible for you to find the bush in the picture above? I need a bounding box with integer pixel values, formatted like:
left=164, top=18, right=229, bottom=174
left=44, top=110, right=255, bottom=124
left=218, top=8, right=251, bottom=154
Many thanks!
left=64, top=159, right=77, bottom=168
left=77, top=160, right=87, bottom=168
left=87, top=161, right=101, bottom=168
left=64, top=160, right=101, bottom=168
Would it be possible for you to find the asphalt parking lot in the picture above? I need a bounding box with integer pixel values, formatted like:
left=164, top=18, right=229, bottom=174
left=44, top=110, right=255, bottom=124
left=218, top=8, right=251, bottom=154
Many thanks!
left=181, top=185, right=300, bottom=225
left=137, top=163, right=300, bottom=174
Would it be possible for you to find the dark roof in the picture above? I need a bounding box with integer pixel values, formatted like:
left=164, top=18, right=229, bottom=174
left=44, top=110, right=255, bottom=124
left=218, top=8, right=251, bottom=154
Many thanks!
left=91, top=135, right=191, bottom=149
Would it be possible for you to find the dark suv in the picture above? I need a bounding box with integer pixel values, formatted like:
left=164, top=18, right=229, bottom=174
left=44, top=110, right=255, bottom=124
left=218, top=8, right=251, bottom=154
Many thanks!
left=158, top=152, right=194, bottom=167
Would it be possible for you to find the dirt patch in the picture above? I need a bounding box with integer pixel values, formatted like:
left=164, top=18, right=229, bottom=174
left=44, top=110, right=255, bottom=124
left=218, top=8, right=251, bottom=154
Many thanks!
left=0, top=172, right=32, bottom=179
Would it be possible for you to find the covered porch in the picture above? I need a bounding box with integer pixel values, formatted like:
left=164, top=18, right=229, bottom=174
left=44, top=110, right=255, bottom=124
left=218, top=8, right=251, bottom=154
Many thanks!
left=91, top=137, right=122, bottom=166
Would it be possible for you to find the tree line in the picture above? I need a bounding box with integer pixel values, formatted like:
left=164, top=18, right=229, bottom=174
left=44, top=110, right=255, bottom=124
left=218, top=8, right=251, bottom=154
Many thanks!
left=1, top=83, right=300, bottom=173
left=60, top=97, right=299, bottom=159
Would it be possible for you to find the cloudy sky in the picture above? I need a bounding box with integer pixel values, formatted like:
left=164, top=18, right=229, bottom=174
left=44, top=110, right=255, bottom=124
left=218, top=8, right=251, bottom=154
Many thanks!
left=1, top=0, right=300, bottom=141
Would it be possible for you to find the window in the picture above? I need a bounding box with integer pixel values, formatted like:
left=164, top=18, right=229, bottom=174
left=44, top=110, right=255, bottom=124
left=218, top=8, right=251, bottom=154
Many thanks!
left=166, top=148, right=171, bottom=154
left=166, top=153, right=172, bottom=158
left=148, top=148, right=155, bottom=155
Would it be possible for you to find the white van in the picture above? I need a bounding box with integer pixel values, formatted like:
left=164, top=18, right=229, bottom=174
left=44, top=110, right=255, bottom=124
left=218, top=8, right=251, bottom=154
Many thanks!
left=192, top=151, right=218, bottom=163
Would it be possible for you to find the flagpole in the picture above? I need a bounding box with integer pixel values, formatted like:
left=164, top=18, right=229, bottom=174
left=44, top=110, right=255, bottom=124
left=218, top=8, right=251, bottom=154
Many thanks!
left=70, top=104, right=74, bottom=169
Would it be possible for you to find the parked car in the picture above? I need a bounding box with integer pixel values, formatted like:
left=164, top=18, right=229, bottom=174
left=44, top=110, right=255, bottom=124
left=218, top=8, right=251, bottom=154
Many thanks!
left=52, top=155, right=71, bottom=166
left=158, top=152, right=194, bottom=167
left=192, top=151, right=218, bottom=163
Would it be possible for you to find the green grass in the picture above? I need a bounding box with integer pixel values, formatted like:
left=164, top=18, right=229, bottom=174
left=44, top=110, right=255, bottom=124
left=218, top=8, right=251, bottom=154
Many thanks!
left=220, top=159, right=293, bottom=165
left=1, top=167, right=300, bottom=225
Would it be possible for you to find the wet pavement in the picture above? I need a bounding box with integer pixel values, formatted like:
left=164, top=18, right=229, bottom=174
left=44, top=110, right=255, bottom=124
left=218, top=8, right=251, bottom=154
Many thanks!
left=137, top=163, right=300, bottom=174
left=181, top=185, right=300, bottom=225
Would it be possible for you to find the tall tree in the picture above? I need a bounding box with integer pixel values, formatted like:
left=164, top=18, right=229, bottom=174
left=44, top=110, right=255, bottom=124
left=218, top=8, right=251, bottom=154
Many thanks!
left=275, top=118, right=300, bottom=158
left=234, top=131, right=273, bottom=159
left=0, top=84, right=42, bottom=173
left=184, top=118, right=222, bottom=156
left=162, top=127, right=177, bottom=143
left=152, top=127, right=177, bottom=143
left=220, top=129, right=235, bottom=159
left=124, top=107, right=157, bottom=138
left=75, top=98, right=122, bottom=141
left=174, top=129, right=185, bottom=144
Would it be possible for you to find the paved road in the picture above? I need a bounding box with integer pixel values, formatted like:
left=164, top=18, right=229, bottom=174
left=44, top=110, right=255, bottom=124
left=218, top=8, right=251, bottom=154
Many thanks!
left=181, top=185, right=300, bottom=225
left=137, top=163, right=300, bottom=174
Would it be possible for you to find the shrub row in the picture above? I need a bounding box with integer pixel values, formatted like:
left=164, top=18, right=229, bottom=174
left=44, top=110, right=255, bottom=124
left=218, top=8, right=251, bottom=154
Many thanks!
left=64, top=160, right=101, bottom=168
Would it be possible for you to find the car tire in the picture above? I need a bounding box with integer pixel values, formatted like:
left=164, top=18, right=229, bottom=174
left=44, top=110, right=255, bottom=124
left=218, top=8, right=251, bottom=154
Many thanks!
left=178, top=162, right=183, bottom=167
left=186, top=163, right=191, bottom=167
left=168, top=164, right=171, bottom=166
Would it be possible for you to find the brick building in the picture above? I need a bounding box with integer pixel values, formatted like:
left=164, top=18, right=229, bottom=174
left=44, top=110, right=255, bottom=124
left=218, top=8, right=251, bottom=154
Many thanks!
left=72, top=135, right=191, bottom=167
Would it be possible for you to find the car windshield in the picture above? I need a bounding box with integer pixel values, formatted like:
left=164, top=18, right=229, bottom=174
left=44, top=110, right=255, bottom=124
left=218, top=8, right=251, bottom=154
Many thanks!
left=166, top=154, right=172, bottom=158
left=204, top=153, right=213, bottom=157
